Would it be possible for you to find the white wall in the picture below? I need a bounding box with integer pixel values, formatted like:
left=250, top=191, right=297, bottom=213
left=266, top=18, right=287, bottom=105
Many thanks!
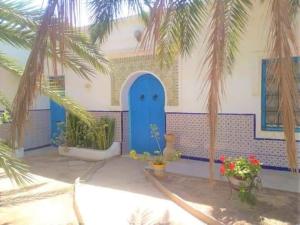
left=0, top=44, right=49, bottom=111
left=0, top=2, right=298, bottom=141
left=64, top=2, right=300, bottom=141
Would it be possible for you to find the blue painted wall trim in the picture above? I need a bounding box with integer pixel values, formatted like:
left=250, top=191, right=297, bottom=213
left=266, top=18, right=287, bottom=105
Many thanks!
left=181, top=155, right=300, bottom=173
left=25, top=144, right=52, bottom=151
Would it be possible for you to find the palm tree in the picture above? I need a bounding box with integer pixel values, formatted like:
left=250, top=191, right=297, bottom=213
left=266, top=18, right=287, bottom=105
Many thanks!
left=0, top=0, right=108, bottom=184
left=8, top=0, right=300, bottom=183
left=88, top=0, right=300, bottom=179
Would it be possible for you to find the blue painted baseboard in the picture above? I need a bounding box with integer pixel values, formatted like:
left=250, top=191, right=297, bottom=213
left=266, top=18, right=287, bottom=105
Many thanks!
left=24, top=144, right=52, bottom=151
left=181, top=155, right=300, bottom=173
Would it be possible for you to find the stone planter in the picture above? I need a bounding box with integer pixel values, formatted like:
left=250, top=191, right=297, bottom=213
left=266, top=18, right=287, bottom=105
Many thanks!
left=58, top=142, right=120, bottom=161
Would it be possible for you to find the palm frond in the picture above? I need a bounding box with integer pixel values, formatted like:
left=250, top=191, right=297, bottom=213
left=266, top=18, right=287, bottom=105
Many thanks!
left=140, top=0, right=168, bottom=52
left=89, top=0, right=145, bottom=44
left=204, top=0, right=252, bottom=181
left=62, top=30, right=109, bottom=74
left=88, top=0, right=125, bottom=44
left=0, top=91, right=12, bottom=113
left=0, top=52, right=94, bottom=126
left=11, top=0, right=80, bottom=146
left=0, top=23, right=34, bottom=48
left=266, top=0, right=299, bottom=172
left=0, top=51, right=24, bottom=76
left=0, top=0, right=41, bottom=28
left=225, top=0, right=252, bottom=72
left=0, top=141, right=32, bottom=186
left=41, top=84, right=95, bottom=126
left=0, top=0, right=39, bottom=48
left=205, top=0, right=226, bottom=182
left=157, top=0, right=207, bottom=67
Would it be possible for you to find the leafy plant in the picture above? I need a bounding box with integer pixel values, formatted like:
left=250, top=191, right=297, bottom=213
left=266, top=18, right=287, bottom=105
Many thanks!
left=130, top=124, right=181, bottom=165
left=0, top=110, right=11, bottom=124
left=220, top=155, right=262, bottom=205
left=53, top=114, right=115, bottom=150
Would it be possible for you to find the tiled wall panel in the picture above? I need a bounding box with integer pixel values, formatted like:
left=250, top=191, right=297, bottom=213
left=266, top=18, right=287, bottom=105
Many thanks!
left=122, top=111, right=129, bottom=154
left=0, top=110, right=51, bottom=150
left=166, top=113, right=300, bottom=169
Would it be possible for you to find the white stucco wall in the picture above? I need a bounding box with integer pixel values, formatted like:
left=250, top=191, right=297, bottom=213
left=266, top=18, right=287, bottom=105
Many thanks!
left=0, top=2, right=299, bottom=142
left=0, top=44, right=49, bottom=110
left=64, top=2, right=300, bottom=141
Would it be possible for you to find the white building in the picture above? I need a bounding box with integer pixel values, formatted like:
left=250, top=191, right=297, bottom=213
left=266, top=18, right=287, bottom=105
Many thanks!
left=1, top=2, right=299, bottom=171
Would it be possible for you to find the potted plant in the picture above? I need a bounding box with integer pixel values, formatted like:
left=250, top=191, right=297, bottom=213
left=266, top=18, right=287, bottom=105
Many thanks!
left=130, top=124, right=181, bottom=178
left=219, top=155, right=262, bottom=205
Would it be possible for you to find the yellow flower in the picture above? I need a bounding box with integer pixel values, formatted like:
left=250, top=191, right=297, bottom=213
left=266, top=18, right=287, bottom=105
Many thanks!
left=129, top=150, right=137, bottom=159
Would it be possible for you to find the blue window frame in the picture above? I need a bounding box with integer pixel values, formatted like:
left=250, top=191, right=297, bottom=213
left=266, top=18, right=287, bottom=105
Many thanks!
left=261, top=57, right=300, bottom=132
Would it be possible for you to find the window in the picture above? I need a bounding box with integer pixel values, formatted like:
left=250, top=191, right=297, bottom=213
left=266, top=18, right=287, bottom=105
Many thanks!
left=48, top=75, right=65, bottom=95
left=261, top=57, right=300, bottom=132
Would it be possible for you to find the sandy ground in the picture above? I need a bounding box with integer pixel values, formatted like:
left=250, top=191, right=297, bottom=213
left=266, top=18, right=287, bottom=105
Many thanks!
left=159, top=173, right=300, bottom=225
left=0, top=147, right=205, bottom=225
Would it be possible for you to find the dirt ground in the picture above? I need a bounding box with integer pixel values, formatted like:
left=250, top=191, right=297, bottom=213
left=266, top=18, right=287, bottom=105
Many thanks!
left=0, top=147, right=205, bottom=225
left=159, top=172, right=300, bottom=225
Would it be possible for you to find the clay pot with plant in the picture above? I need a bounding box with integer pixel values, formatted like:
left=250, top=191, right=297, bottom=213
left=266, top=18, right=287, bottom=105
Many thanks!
left=130, top=124, right=181, bottom=178
left=219, top=155, right=262, bottom=205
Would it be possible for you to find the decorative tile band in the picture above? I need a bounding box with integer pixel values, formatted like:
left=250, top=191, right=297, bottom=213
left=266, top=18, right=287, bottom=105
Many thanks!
left=166, top=113, right=300, bottom=169
left=110, top=55, right=179, bottom=106
left=5, top=108, right=297, bottom=170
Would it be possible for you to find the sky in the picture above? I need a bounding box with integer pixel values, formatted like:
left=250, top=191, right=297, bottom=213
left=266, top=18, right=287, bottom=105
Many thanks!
left=31, top=0, right=132, bottom=26
left=32, top=0, right=90, bottom=26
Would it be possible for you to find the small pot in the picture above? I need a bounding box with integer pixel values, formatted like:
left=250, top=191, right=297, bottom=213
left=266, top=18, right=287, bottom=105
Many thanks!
left=151, top=163, right=166, bottom=178
left=228, top=176, right=251, bottom=190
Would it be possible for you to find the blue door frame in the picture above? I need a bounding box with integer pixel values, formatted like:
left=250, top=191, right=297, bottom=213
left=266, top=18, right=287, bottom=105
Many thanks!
left=129, top=74, right=166, bottom=154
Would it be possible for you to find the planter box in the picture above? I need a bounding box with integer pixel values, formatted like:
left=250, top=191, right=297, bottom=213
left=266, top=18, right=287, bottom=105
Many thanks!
left=58, top=142, right=121, bottom=161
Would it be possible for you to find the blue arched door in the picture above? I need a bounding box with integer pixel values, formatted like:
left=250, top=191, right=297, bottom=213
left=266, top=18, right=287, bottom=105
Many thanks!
left=129, top=74, right=165, bottom=154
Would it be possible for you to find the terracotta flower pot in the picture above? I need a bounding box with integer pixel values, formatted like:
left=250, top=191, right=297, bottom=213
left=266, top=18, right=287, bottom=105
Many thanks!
left=151, top=163, right=166, bottom=178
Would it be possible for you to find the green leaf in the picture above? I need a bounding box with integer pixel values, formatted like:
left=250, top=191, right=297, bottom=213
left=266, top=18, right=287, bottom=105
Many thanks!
left=0, top=141, right=32, bottom=186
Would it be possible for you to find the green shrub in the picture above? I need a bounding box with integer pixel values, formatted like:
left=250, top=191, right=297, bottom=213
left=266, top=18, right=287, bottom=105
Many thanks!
left=55, top=114, right=115, bottom=150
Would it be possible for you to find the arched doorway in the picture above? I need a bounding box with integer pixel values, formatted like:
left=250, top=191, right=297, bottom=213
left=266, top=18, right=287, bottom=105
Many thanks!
left=129, top=74, right=165, bottom=154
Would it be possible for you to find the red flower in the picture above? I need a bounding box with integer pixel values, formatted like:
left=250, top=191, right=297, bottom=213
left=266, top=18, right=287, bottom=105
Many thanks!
left=229, top=162, right=235, bottom=171
left=248, top=155, right=256, bottom=160
left=220, top=155, right=225, bottom=163
left=220, top=164, right=225, bottom=175
left=250, top=159, right=260, bottom=166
